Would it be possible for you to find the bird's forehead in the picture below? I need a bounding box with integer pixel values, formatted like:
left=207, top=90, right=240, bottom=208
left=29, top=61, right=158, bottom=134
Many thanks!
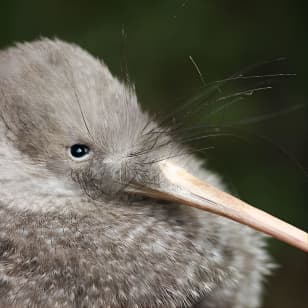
left=0, top=39, right=148, bottom=144
left=1, top=39, right=128, bottom=111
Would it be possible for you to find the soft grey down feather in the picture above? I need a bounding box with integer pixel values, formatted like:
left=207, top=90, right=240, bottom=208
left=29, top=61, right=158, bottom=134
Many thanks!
left=0, top=39, right=272, bottom=308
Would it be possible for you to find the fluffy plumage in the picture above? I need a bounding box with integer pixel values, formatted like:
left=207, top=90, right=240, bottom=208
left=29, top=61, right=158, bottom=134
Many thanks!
left=0, top=39, right=271, bottom=308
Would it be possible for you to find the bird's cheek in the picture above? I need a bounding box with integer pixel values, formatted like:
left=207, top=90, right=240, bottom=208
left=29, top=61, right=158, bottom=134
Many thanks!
left=69, top=163, right=126, bottom=199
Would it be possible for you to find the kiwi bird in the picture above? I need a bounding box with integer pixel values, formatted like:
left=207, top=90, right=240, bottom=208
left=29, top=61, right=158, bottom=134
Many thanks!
left=0, top=39, right=307, bottom=308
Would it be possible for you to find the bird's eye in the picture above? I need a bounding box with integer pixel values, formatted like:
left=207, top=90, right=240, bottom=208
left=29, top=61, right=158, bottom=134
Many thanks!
left=69, top=144, right=91, bottom=161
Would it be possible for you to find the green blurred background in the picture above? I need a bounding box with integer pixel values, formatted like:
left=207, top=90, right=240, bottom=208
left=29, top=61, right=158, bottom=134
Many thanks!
left=0, top=1, right=307, bottom=307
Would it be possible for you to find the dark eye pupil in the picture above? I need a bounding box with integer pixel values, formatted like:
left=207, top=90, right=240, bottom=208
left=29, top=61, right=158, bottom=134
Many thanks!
left=70, top=144, right=89, bottom=158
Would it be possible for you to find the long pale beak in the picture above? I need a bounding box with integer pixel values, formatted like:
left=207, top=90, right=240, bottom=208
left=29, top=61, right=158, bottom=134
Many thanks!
left=129, top=161, right=308, bottom=252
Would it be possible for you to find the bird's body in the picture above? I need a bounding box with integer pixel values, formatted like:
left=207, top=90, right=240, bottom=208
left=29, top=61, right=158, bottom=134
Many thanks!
left=0, top=39, right=271, bottom=308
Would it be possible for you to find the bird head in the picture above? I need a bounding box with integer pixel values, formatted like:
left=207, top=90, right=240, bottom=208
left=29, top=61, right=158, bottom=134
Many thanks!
left=0, top=39, right=306, bottom=252
left=0, top=39, right=175, bottom=197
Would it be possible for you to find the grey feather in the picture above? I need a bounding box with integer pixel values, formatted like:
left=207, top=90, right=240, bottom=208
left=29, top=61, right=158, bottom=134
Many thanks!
left=0, top=39, right=272, bottom=308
